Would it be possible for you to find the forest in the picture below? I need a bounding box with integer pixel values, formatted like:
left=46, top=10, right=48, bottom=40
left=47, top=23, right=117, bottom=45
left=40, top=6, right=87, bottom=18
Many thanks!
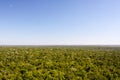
left=0, top=46, right=120, bottom=80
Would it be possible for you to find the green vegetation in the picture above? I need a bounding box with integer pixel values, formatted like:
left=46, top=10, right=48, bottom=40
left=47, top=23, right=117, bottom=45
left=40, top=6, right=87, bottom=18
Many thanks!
left=0, top=46, right=120, bottom=80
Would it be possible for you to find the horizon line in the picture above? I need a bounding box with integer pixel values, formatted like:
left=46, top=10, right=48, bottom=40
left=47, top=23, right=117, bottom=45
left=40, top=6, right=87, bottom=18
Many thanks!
left=0, top=44, right=120, bottom=46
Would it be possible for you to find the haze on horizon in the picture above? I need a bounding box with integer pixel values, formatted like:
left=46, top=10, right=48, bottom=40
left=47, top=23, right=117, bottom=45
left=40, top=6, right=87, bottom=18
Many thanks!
left=0, top=0, right=120, bottom=45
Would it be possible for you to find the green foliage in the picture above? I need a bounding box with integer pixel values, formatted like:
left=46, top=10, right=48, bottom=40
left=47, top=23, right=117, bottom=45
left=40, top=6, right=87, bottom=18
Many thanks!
left=0, top=47, right=120, bottom=80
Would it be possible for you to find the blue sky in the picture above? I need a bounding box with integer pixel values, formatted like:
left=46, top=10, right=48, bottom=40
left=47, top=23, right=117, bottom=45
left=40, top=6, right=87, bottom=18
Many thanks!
left=0, top=0, right=120, bottom=45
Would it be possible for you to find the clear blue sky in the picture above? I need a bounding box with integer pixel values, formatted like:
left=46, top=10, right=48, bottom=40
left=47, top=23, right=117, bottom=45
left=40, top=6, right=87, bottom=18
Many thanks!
left=0, top=0, right=120, bottom=45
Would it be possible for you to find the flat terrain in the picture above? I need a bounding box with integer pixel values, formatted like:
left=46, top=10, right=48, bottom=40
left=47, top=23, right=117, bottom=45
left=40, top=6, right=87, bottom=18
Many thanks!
left=0, top=46, right=120, bottom=80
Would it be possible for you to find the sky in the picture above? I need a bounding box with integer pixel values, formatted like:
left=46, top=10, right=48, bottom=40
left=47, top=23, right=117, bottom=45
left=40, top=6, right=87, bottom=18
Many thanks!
left=0, top=0, right=120, bottom=45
